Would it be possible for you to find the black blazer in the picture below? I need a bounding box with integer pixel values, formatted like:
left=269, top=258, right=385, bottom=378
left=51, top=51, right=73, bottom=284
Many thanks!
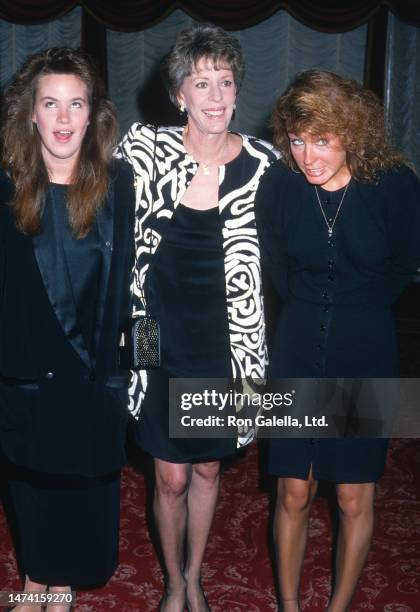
left=0, top=159, right=135, bottom=477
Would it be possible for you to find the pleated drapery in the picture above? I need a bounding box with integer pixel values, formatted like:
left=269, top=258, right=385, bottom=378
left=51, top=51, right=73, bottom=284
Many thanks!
left=0, top=6, right=419, bottom=172
left=385, top=13, right=420, bottom=172
left=0, top=1, right=420, bottom=30
left=107, top=10, right=367, bottom=137
left=0, top=7, right=81, bottom=87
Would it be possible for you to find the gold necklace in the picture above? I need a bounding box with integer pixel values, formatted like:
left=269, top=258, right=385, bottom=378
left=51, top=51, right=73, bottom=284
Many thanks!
left=201, top=162, right=211, bottom=176
left=185, top=133, right=229, bottom=176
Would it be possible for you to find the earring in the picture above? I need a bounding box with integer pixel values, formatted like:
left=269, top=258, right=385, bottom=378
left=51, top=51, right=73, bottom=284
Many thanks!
left=179, top=102, right=188, bottom=123
left=232, top=103, right=236, bottom=121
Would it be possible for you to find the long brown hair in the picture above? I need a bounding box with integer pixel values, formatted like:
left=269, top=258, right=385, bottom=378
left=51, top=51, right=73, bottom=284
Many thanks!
left=1, top=47, right=118, bottom=237
left=271, top=69, right=405, bottom=182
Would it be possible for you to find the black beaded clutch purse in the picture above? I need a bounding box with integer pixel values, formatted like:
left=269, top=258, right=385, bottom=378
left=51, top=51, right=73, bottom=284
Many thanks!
left=130, top=314, right=160, bottom=369
left=121, top=127, right=161, bottom=371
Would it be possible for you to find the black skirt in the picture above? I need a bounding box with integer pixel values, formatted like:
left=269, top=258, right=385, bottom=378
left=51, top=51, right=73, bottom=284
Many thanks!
left=8, top=464, right=120, bottom=586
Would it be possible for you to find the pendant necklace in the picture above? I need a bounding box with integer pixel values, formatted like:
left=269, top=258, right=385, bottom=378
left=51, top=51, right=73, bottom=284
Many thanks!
left=199, top=146, right=228, bottom=176
left=314, top=182, right=349, bottom=238
left=184, top=130, right=229, bottom=176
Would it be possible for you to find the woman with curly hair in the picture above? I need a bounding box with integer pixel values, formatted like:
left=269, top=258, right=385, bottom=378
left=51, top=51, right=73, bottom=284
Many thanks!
left=0, top=48, right=134, bottom=611
left=255, top=70, right=420, bottom=611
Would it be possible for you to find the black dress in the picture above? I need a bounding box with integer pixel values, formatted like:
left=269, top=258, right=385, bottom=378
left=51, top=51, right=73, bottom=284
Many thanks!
left=255, top=161, right=420, bottom=483
left=8, top=184, right=120, bottom=586
left=136, top=204, right=237, bottom=463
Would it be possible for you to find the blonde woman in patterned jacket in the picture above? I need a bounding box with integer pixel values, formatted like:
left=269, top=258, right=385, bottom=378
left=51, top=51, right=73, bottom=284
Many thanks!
left=117, top=23, right=279, bottom=612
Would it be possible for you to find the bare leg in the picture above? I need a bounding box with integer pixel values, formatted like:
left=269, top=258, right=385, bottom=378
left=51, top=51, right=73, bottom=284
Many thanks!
left=327, top=483, right=375, bottom=612
left=273, top=474, right=318, bottom=612
left=184, top=461, right=220, bottom=612
left=154, top=459, right=190, bottom=612
left=9, top=575, right=46, bottom=612
left=46, top=585, right=72, bottom=612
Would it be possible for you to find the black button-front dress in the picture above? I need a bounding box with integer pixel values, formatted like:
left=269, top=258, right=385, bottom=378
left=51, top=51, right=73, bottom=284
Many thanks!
left=136, top=203, right=237, bottom=462
left=255, top=161, right=420, bottom=483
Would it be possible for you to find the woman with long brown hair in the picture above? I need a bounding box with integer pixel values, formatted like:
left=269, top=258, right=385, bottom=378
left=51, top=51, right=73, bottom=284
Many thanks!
left=0, top=48, right=134, bottom=611
left=255, top=70, right=420, bottom=611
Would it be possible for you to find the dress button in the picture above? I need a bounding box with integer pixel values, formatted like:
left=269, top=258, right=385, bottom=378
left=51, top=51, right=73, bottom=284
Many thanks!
left=322, top=291, right=330, bottom=300
left=328, top=239, right=334, bottom=247
left=320, top=324, right=326, bottom=331
left=322, top=305, right=330, bottom=312
left=46, top=371, right=54, bottom=380
left=328, top=260, right=334, bottom=268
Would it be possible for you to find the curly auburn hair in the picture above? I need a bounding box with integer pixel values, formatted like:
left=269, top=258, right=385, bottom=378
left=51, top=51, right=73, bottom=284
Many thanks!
left=1, top=47, right=118, bottom=237
left=271, top=69, right=405, bottom=182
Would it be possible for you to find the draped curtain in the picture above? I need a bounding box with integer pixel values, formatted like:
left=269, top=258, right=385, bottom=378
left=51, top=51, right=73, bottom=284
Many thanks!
left=0, top=4, right=419, bottom=171
left=107, top=10, right=367, bottom=138
left=385, top=13, right=420, bottom=172
left=0, top=7, right=81, bottom=88
left=0, top=1, right=419, bottom=29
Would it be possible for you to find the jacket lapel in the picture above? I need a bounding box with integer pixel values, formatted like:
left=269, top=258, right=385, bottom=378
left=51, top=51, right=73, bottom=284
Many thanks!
left=92, top=181, right=114, bottom=359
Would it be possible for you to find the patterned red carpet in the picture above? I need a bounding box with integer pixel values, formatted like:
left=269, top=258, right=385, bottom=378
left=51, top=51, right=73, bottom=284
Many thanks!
left=1, top=439, right=419, bottom=611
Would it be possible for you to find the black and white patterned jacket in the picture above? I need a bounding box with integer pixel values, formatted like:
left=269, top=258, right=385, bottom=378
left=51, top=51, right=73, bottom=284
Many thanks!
left=116, top=124, right=280, bottom=436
